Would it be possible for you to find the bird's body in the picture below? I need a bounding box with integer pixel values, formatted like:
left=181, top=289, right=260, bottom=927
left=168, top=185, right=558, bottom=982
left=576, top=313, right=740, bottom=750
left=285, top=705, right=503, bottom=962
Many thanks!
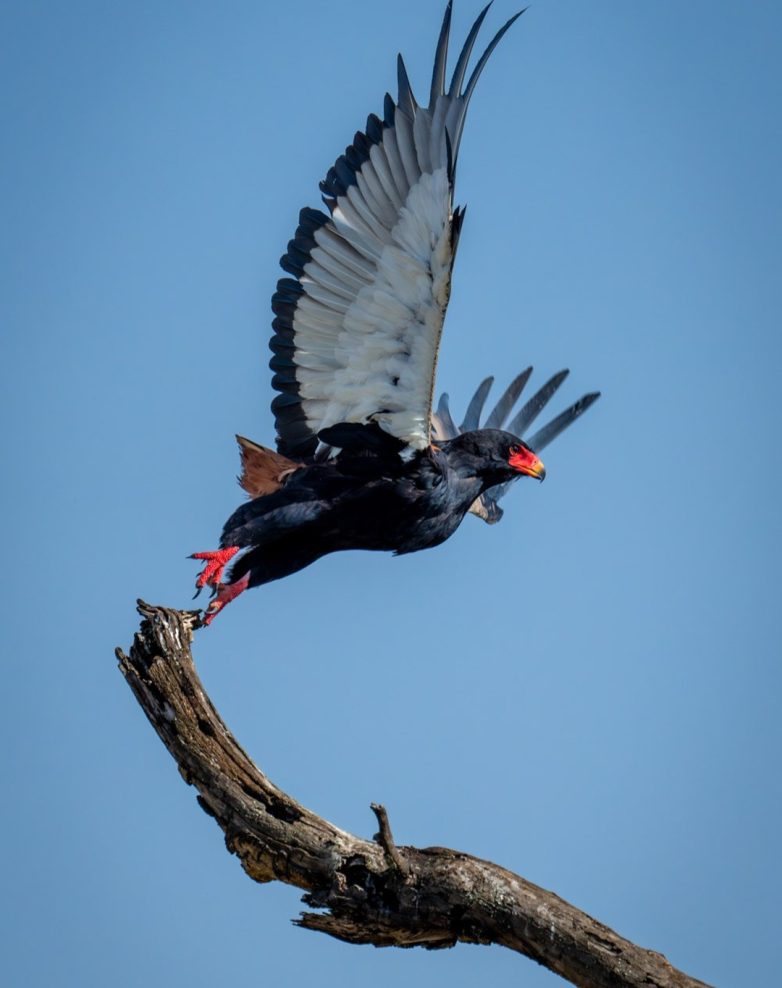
left=191, top=4, right=599, bottom=624
left=221, top=428, right=536, bottom=586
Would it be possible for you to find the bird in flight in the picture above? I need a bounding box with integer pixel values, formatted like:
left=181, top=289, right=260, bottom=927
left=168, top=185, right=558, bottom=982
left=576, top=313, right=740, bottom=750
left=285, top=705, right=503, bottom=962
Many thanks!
left=192, top=2, right=600, bottom=624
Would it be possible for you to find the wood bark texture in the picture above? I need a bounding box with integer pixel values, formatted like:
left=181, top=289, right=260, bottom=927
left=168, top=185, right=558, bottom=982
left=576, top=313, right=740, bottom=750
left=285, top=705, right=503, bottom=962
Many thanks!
left=116, top=601, right=713, bottom=988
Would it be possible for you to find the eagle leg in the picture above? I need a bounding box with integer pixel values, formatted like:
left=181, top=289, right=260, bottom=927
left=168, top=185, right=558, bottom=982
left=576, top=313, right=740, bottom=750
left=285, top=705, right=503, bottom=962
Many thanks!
left=202, top=571, right=251, bottom=626
left=190, top=546, right=240, bottom=597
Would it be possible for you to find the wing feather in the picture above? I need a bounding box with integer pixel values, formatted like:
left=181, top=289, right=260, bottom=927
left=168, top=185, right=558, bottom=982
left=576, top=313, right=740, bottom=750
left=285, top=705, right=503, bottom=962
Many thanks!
left=393, top=110, right=422, bottom=190
left=314, top=227, right=376, bottom=279
left=449, top=2, right=491, bottom=95
left=269, top=5, right=523, bottom=458
left=524, top=391, right=601, bottom=451
left=430, top=391, right=459, bottom=441
left=484, top=367, right=532, bottom=428
left=430, top=1, right=453, bottom=104
left=378, top=120, right=411, bottom=201
left=368, top=142, right=404, bottom=210
left=460, top=376, right=494, bottom=431
left=508, top=369, right=570, bottom=436
left=308, top=248, right=369, bottom=294
left=357, top=161, right=397, bottom=225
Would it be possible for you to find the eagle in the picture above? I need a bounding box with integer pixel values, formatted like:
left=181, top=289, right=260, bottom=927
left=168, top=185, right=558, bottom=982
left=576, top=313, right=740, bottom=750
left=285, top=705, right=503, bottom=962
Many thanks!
left=191, top=3, right=599, bottom=624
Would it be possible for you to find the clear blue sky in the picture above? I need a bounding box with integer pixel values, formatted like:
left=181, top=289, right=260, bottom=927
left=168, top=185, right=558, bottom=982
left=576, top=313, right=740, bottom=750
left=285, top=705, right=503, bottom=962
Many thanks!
left=2, top=2, right=780, bottom=986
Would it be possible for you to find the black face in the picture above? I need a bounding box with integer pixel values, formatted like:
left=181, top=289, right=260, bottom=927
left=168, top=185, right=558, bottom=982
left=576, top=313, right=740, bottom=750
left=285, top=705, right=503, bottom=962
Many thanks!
left=445, top=429, right=546, bottom=482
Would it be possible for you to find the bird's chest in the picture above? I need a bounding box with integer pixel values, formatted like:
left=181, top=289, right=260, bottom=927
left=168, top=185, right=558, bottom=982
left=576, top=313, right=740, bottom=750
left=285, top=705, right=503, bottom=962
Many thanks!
left=352, top=472, right=473, bottom=554
left=396, top=483, right=467, bottom=552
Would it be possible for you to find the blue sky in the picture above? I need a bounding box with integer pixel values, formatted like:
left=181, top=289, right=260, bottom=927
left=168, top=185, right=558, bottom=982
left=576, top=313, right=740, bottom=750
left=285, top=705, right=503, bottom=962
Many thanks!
left=2, top=2, right=780, bottom=986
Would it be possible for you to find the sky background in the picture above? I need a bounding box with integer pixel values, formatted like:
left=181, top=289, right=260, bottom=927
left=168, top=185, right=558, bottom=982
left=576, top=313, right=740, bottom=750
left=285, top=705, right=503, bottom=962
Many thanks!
left=2, top=1, right=781, bottom=986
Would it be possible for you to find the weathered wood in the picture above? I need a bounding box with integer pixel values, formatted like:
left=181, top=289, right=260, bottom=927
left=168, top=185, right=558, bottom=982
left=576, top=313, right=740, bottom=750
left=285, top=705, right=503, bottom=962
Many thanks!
left=116, top=601, right=713, bottom=988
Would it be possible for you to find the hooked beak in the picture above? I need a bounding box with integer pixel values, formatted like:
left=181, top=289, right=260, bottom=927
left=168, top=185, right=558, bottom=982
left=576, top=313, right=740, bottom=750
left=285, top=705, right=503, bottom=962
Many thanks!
left=509, top=449, right=546, bottom=482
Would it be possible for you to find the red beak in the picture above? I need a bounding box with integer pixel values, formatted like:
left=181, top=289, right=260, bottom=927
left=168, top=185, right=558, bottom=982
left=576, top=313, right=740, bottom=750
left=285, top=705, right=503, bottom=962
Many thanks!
left=508, top=448, right=546, bottom=481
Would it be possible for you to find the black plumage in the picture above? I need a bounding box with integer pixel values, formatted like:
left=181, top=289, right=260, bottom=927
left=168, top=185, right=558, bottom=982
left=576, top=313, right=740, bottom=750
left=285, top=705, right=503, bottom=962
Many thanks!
left=196, top=429, right=544, bottom=622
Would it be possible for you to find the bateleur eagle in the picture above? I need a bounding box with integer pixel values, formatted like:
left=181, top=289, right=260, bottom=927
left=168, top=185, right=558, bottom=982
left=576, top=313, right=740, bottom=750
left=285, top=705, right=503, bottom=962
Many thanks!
left=192, top=3, right=600, bottom=624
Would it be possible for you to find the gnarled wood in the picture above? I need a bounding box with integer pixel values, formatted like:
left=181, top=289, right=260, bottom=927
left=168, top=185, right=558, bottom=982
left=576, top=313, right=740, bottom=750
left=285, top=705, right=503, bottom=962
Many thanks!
left=116, top=601, right=712, bottom=988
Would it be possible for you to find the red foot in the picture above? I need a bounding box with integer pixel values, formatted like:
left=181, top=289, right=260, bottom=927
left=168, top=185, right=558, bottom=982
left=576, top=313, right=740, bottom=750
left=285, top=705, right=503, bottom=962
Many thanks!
left=202, top=572, right=250, bottom=626
left=190, top=546, right=240, bottom=596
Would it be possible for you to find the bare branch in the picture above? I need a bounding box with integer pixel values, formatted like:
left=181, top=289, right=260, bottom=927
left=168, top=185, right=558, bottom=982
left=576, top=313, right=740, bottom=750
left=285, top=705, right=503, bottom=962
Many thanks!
left=116, top=601, right=712, bottom=988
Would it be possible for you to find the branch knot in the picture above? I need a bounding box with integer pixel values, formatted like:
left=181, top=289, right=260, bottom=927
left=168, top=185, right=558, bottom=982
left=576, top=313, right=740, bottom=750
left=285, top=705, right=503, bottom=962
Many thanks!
left=370, top=803, right=411, bottom=879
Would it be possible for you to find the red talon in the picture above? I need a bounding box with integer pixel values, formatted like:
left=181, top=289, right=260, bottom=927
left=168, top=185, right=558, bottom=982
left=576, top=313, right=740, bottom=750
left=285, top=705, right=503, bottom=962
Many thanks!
left=190, top=546, right=240, bottom=595
left=202, top=572, right=250, bottom=626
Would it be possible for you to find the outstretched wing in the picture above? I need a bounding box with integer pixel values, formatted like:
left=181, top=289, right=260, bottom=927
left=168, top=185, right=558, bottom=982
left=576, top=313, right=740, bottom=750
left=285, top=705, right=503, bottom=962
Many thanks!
left=432, top=369, right=601, bottom=523
left=269, top=3, right=523, bottom=459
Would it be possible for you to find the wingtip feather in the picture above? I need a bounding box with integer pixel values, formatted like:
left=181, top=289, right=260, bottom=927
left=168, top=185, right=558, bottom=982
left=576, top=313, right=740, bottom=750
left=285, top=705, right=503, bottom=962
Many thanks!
left=448, top=1, right=493, bottom=97
left=463, top=7, right=526, bottom=104
left=524, top=389, right=601, bottom=452
left=430, top=1, right=453, bottom=103
left=460, top=375, right=495, bottom=432
left=397, top=53, right=417, bottom=117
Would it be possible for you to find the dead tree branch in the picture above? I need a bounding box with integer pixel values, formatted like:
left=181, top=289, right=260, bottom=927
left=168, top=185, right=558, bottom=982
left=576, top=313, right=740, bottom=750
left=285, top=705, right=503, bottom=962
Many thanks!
left=116, top=601, right=712, bottom=988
